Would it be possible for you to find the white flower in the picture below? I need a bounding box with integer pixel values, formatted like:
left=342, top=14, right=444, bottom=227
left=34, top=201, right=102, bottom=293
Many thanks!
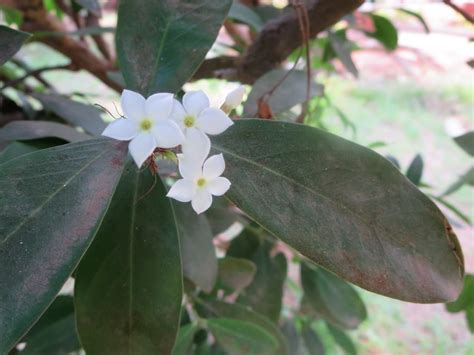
left=222, top=85, right=246, bottom=114
left=171, top=90, right=234, bottom=138
left=102, top=90, right=185, bottom=168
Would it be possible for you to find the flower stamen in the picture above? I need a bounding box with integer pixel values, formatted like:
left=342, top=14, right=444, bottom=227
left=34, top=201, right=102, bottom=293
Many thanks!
left=197, top=177, right=206, bottom=187
left=140, top=118, right=153, bottom=131
left=184, top=115, right=196, bottom=128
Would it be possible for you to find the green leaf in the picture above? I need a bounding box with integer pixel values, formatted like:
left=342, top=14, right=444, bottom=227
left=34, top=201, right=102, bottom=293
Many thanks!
left=326, top=324, right=357, bottom=355
left=366, top=14, right=398, bottom=50
left=172, top=323, right=198, bottom=355
left=228, top=2, right=263, bottom=31
left=206, top=198, right=244, bottom=235
left=74, top=0, right=101, bottom=16
left=0, top=139, right=62, bottom=164
left=396, top=8, right=430, bottom=33
left=431, top=195, right=472, bottom=225
left=327, top=30, right=358, bottom=78
left=301, top=263, right=367, bottom=329
left=302, top=325, right=325, bottom=355
left=0, top=25, right=31, bottom=65
left=217, top=257, right=256, bottom=292
left=281, top=321, right=300, bottom=355
left=0, top=139, right=127, bottom=353
left=0, top=5, right=23, bottom=26
left=207, top=318, right=279, bottom=355
left=406, top=154, right=423, bottom=186
left=116, top=0, right=232, bottom=96
left=199, top=300, right=288, bottom=355
left=243, top=69, right=324, bottom=117
left=173, top=201, right=217, bottom=293
left=20, top=296, right=81, bottom=355
left=454, top=132, right=474, bottom=156
left=75, top=164, right=183, bottom=355
left=446, top=274, right=474, bottom=313
left=442, top=167, right=474, bottom=196
left=0, top=120, right=92, bottom=143
left=32, top=93, right=106, bottom=136
left=212, top=119, right=464, bottom=303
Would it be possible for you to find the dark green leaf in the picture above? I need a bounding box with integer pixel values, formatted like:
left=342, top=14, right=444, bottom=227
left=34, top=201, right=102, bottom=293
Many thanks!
left=442, top=167, right=474, bottom=196
left=21, top=296, right=81, bottom=355
left=327, top=31, right=358, bottom=78
left=212, top=119, right=464, bottom=303
left=302, top=326, right=325, bottom=355
left=116, top=0, right=232, bottom=95
left=217, top=257, right=256, bottom=292
left=366, top=14, right=398, bottom=50
left=207, top=318, right=278, bottom=355
left=0, top=25, right=31, bottom=65
left=206, top=198, right=244, bottom=235
left=396, top=8, right=430, bottom=33
left=74, top=0, right=101, bottom=16
left=385, top=154, right=400, bottom=169
left=0, top=120, right=92, bottom=143
left=406, top=154, right=423, bottom=186
left=33, top=26, right=115, bottom=38
left=454, top=132, right=474, bottom=156
left=431, top=195, right=472, bottom=225
left=0, top=5, right=23, bottom=26
left=173, top=201, right=217, bottom=293
left=326, top=324, right=357, bottom=355
left=301, top=263, right=367, bottom=329
left=228, top=2, right=263, bottom=31
left=0, top=139, right=62, bottom=164
left=172, top=323, right=198, bottom=355
left=244, top=69, right=324, bottom=117
left=467, top=308, right=474, bottom=333
left=0, top=139, right=127, bottom=353
left=446, top=274, right=474, bottom=313
left=75, top=164, right=183, bottom=355
left=281, top=321, right=300, bottom=355
left=33, top=93, right=106, bottom=136
left=199, top=300, right=288, bottom=355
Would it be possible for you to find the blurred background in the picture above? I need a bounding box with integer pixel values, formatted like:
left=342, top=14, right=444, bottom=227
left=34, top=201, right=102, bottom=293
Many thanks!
left=0, top=0, right=472, bottom=353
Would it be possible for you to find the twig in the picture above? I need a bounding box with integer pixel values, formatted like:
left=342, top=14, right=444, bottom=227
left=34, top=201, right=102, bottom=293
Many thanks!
left=443, top=0, right=474, bottom=24
left=1, top=64, right=73, bottom=90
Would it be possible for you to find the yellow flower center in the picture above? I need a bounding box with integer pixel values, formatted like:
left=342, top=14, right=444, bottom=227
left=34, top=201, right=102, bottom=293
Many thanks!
left=197, top=177, right=206, bottom=187
left=140, top=118, right=153, bottom=131
left=184, top=115, right=196, bottom=128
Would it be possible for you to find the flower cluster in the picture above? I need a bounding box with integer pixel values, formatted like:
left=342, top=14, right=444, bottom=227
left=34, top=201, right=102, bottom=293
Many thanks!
left=102, top=87, right=245, bottom=214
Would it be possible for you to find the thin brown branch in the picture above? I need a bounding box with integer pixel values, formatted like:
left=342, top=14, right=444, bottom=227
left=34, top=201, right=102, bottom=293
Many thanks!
left=1, top=63, right=73, bottom=90
left=443, top=0, right=474, bottom=24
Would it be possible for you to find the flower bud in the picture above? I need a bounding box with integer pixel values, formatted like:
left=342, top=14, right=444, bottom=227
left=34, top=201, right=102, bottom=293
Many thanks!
left=221, top=86, right=245, bottom=114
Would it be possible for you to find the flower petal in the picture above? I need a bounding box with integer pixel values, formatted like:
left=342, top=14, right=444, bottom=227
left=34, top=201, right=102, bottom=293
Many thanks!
left=145, top=93, right=174, bottom=122
left=102, top=119, right=139, bottom=141
left=152, top=120, right=185, bottom=148
left=207, top=177, right=231, bottom=196
left=128, top=133, right=156, bottom=168
left=224, top=86, right=245, bottom=110
left=191, top=189, right=213, bottom=214
left=183, top=91, right=210, bottom=117
left=182, top=128, right=211, bottom=165
left=196, top=108, right=234, bottom=135
left=177, top=154, right=202, bottom=181
left=167, top=179, right=196, bottom=202
left=169, top=99, right=187, bottom=130
left=203, top=153, right=225, bottom=180
left=121, top=89, right=146, bottom=121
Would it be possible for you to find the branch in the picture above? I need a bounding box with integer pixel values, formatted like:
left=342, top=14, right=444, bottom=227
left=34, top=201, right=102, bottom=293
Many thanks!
left=1, top=63, right=73, bottom=90
left=237, top=0, right=365, bottom=83
left=443, top=0, right=474, bottom=24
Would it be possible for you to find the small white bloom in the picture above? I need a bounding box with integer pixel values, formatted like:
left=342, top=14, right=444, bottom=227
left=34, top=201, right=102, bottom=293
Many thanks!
left=222, top=85, right=246, bottom=113
left=167, top=153, right=231, bottom=214
left=171, top=90, right=234, bottom=138
left=102, top=90, right=185, bottom=168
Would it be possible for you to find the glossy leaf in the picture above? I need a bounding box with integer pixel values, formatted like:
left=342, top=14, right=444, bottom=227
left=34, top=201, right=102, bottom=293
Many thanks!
left=397, top=8, right=430, bottom=33
left=206, top=198, right=243, bottom=235
left=366, top=14, right=398, bottom=50
left=0, top=25, right=30, bottom=65
left=0, top=120, right=92, bottom=143
left=116, top=0, right=232, bottom=95
left=446, top=274, right=474, bottom=313
left=406, top=154, right=423, bottom=186
left=454, top=132, right=474, bottom=156
left=326, top=324, right=357, bottom=355
left=0, top=139, right=127, bottom=353
left=0, top=139, right=62, bottom=164
left=244, top=69, right=323, bottom=117
left=172, top=323, right=198, bottom=355
left=21, top=296, right=81, bottom=355
left=302, top=325, right=325, bottom=355
left=301, top=263, right=367, bottom=329
left=75, top=164, right=183, bottom=355
left=199, top=300, right=288, bottom=355
left=174, top=202, right=217, bottom=293
left=212, top=119, right=464, bottom=303
left=207, top=318, right=278, bottom=355
left=217, top=257, right=256, bottom=292
left=228, top=2, right=263, bottom=31
left=33, top=93, right=106, bottom=136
